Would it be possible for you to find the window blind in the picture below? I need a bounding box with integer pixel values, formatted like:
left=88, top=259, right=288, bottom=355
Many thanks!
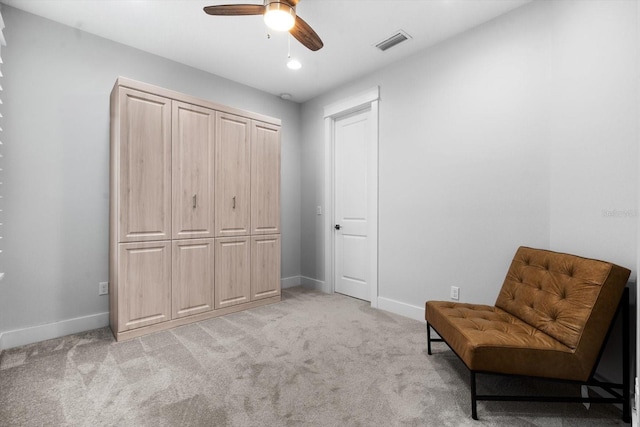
left=0, top=8, right=5, bottom=282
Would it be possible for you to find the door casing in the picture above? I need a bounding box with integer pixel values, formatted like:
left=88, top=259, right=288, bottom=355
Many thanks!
left=323, top=87, right=380, bottom=307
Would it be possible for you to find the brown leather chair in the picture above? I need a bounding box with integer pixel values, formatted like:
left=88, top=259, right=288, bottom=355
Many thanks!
left=425, top=246, right=631, bottom=421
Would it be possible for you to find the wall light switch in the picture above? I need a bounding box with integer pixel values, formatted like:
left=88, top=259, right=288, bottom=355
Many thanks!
left=316, top=206, right=322, bottom=215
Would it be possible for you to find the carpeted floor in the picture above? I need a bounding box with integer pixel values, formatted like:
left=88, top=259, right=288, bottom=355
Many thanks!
left=0, top=287, right=626, bottom=426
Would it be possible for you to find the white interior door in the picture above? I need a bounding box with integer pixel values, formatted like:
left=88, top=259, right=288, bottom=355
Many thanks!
left=334, top=107, right=373, bottom=301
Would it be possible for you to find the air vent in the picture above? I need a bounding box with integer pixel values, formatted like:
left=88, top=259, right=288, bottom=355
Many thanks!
left=375, top=30, right=412, bottom=52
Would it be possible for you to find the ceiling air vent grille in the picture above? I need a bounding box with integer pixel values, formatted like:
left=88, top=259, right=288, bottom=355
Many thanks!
left=375, top=30, right=411, bottom=52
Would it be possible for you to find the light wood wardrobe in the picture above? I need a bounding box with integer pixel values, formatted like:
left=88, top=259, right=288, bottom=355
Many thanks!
left=109, top=78, right=281, bottom=341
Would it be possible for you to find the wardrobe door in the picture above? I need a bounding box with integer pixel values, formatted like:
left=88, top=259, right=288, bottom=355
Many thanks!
left=118, top=241, right=171, bottom=331
left=215, top=112, right=251, bottom=237
left=172, top=102, right=216, bottom=240
left=172, top=238, right=215, bottom=319
left=251, top=121, right=280, bottom=235
left=251, top=234, right=281, bottom=301
left=118, top=88, right=171, bottom=243
left=214, top=236, right=251, bottom=309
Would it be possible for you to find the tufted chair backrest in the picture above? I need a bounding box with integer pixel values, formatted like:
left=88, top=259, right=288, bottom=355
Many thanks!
left=495, top=246, right=630, bottom=351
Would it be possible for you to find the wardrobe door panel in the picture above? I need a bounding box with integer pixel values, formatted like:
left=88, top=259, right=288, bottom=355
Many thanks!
left=172, top=238, right=215, bottom=319
left=118, top=241, right=171, bottom=331
left=215, top=112, right=251, bottom=237
left=251, top=235, right=281, bottom=301
left=215, top=236, right=250, bottom=309
left=251, top=121, right=281, bottom=235
left=119, top=88, right=171, bottom=243
left=172, top=102, right=216, bottom=239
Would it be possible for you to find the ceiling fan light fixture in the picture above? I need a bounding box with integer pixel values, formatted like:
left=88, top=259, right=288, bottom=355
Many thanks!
left=264, top=2, right=296, bottom=32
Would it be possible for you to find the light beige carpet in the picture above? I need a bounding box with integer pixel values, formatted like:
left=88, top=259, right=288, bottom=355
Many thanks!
left=0, top=287, right=625, bottom=426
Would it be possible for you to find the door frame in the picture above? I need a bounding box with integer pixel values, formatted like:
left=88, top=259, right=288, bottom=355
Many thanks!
left=323, top=87, right=380, bottom=307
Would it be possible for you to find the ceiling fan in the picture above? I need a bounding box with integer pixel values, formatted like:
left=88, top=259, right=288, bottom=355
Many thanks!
left=203, top=0, right=324, bottom=51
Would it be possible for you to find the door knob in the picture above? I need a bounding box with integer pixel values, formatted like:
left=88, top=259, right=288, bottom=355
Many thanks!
left=334, top=224, right=341, bottom=230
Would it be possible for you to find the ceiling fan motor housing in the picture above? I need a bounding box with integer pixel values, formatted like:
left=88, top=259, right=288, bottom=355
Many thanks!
left=264, top=0, right=297, bottom=31
left=265, top=0, right=298, bottom=8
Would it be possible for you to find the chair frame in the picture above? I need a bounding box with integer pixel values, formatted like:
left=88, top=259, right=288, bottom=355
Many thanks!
left=426, top=287, right=630, bottom=422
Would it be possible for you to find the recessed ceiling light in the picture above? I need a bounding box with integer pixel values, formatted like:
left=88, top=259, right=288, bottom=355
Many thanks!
left=287, top=58, right=302, bottom=70
left=280, top=93, right=292, bottom=100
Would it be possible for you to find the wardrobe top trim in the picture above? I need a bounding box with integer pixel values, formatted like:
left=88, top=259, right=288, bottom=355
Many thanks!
left=113, top=77, right=281, bottom=126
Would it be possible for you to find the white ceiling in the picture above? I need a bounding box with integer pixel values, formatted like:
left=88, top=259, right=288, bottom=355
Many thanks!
left=3, top=0, right=532, bottom=102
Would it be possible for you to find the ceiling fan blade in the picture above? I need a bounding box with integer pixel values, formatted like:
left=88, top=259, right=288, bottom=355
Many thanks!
left=290, top=15, right=323, bottom=51
left=203, top=4, right=265, bottom=16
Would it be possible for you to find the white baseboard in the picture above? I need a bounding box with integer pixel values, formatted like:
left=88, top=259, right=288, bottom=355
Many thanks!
left=0, top=288, right=423, bottom=351
left=0, top=312, right=110, bottom=351
left=281, top=276, right=328, bottom=292
left=300, top=276, right=329, bottom=293
left=0, top=276, right=322, bottom=351
left=292, top=279, right=424, bottom=322
left=377, top=297, right=425, bottom=322
left=281, top=276, right=303, bottom=289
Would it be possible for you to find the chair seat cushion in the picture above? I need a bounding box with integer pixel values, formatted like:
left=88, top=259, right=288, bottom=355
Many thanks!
left=426, top=301, right=591, bottom=381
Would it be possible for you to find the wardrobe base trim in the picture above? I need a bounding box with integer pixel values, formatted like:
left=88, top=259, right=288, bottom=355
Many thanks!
left=111, top=295, right=280, bottom=341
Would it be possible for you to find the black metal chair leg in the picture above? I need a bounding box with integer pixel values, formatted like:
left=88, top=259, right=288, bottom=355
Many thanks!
left=622, top=288, right=630, bottom=423
left=471, top=371, right=478, bottom=420
left=428, top=287, right=630, bottom=422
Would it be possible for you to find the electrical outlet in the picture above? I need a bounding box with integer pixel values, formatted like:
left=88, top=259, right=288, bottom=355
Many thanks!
left=99, top=282, right=109, bottom=296
left=451, top=286, right=459, bottom=301
left=316, top=205, right=322, bottom=215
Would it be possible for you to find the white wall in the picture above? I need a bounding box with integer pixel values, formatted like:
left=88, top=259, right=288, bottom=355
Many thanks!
left=301, top=0, right=638, bottom=314
left=548, top=0, right=638, bottom=268
left=302, top=0, right=552, bottom=310
left=0, top=6, right=302, bottom=347
left=546, top=0, right=639, bottom=386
